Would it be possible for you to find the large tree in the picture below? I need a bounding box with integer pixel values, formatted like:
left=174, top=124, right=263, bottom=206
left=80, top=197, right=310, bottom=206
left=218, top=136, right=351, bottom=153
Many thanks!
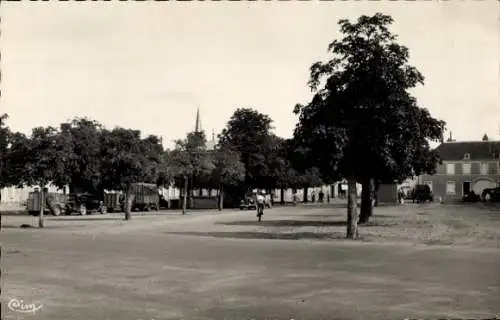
left=293, top=13, right=445, bottom=239
left=167, top=131, right=215, bottom=214
left=218, top=108, right=275, bottom=190
left=3, top=131, right=31, bottom=189
left=57, top=118, right=103, bottom=193
left=17, top=126, right=68, bottom=227
left=210, top=147, right=246, bottom=210
left=100, top=128, right=162, bottom=220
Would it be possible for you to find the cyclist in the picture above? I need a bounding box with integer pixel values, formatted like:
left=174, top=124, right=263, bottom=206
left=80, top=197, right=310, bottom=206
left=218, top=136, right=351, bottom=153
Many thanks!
left=256, top=190, right=265, bottom=221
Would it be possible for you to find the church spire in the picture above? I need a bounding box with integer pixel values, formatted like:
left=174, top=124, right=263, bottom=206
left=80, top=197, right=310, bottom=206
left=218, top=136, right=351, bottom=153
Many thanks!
left=195, top=108, right=201, bottom=133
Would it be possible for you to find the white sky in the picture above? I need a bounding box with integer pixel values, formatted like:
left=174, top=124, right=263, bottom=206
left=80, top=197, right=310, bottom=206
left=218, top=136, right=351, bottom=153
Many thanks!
left=1, top=1, right=499, bottom=149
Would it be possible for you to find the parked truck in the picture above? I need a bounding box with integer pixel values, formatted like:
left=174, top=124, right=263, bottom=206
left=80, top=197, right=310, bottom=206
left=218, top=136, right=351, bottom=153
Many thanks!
left=27, top=191, right=68, bottom=216
left=127, top=183, right=160, bottom=212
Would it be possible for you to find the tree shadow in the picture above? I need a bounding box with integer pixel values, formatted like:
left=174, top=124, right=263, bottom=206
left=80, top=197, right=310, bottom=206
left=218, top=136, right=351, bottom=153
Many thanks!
left=166, top=231, right=370, bottom=241
left=301, top=214, right=345, bottom=218
left=302, top=214, right=401, bottom=221
left=1, top=224, right=80, bottom=229
left=294, top=203, right=347, bottom=209
left=49, top=217, right=125, bottom=222
left=217, top=219, right=396, bottom=228
left=217, top=220, right=347, bottom=227
left=1, top=224, right=34, bottom=229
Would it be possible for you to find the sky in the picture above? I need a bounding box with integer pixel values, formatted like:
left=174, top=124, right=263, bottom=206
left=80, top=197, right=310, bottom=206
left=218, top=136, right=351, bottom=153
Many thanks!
left=1, top=1, right=499, bottom=149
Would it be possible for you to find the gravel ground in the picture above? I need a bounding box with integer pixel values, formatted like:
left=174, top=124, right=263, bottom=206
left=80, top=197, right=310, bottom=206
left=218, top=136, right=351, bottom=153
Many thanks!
left=1, top=203, right=500, bottom=320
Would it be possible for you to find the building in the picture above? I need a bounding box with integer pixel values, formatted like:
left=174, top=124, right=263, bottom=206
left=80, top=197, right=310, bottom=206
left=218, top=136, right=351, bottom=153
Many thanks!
left=194, top=107, right=216, bottom=150
left=418, top=140, right=500, bottom=201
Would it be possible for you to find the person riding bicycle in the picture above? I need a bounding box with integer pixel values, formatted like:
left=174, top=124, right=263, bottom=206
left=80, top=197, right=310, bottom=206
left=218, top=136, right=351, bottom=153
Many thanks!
left=256, top=190, right=265, bottom=221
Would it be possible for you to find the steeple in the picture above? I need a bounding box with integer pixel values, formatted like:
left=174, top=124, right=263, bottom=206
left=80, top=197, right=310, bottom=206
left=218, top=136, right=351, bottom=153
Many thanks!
left=194, top=108, right=201, bottom=133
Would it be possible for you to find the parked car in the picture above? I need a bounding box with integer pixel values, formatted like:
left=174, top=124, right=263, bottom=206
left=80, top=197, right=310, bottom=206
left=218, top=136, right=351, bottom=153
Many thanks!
left=239, top=196, right=257, bottom=210
left=463, top=191, right=480, bottom=203
left=65, top=193, right=107, bottom=215
left=239, top=192, right=272, bottom=210
left=481, top=187, right=500, bottom=202
left=411, top=184, right=434, bottom=203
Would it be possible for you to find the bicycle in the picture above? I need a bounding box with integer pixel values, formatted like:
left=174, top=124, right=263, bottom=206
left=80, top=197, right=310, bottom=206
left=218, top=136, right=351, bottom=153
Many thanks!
left=256, top=203, right=264, bottom=222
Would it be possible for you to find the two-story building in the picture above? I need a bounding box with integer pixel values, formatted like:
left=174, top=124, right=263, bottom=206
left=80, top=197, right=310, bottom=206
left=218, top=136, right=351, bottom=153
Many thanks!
left=418, top=140, right=500, bottom=201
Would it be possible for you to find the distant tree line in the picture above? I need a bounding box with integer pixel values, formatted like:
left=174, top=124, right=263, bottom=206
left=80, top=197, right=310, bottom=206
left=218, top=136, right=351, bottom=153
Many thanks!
left=0, top=109, right=324, bottom=219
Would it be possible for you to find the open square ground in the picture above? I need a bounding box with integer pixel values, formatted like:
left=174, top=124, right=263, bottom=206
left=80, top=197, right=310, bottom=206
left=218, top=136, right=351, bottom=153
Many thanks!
left=1, top=203, right=500, bottom=320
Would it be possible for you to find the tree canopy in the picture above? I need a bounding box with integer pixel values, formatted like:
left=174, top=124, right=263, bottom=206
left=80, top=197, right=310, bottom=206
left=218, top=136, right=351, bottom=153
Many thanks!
left=293, top=13, right=446, bottom=237
left=0, top=114, right=11, bottom=189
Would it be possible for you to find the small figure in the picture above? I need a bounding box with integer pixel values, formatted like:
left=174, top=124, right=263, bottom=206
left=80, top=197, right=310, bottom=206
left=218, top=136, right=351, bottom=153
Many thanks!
left=319, top=191, right=325, bottom=203
left=256, top=190, right=265, bottom=222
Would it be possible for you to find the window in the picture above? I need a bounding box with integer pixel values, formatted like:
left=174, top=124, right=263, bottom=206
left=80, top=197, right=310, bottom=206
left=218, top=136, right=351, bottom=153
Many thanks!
left=480, top=163, right=488, bottom=175
left=446, top=181, right=456, bottom=195
left=463, top=153, right=471, bottom=160
left=446, top=163, right=455, bottom=175
left=462, top=163, right=471, bottom=175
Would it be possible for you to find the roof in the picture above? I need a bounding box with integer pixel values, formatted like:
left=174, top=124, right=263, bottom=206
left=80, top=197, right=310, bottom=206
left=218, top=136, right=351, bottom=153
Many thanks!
left=435, top=140, right=500, bottom=161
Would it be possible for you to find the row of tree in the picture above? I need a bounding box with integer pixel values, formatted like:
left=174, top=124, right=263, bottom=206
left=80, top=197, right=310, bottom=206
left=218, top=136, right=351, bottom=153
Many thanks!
left=1, top=13, right=446, bottom=238
left=0, top=110, right=325, bottom=223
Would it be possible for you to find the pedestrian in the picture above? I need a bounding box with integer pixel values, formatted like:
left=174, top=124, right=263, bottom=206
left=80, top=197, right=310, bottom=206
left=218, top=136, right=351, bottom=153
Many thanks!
left=311, top=192, right=316, bottom=203
left=319, top=191, right=324, bottom=203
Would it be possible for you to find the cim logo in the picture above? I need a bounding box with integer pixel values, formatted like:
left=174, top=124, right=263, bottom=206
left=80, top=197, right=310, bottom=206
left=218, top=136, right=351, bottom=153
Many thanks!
left=7, top=298, right=43, bottom=314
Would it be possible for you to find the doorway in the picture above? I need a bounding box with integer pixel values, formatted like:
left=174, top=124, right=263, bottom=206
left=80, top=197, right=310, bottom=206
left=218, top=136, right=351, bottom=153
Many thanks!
left=463, top=181, right=471, bottom=196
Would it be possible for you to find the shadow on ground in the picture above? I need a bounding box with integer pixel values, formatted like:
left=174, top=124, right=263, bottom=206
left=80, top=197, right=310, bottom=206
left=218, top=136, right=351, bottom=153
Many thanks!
left=295, top=203, right=347, bottom=209
left=300, top=214, right=399, bottom=219
left=1, top=224, right=36, bottom=229
left=166, top=230, right=369, bottom=241
left=49, top=217, right=125, bottom=222
left=1, top=224, right=83, bottom=229
left=216, top=219, right=396, bottom=227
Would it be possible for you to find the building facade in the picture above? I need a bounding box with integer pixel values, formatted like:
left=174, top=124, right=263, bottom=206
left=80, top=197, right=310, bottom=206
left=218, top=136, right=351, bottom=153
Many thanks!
left=418, top=141, right=500, bottom=201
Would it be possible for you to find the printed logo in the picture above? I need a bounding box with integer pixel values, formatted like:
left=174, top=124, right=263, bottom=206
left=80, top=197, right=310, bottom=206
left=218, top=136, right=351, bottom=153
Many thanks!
left=7, top=298, right=43, bottom=314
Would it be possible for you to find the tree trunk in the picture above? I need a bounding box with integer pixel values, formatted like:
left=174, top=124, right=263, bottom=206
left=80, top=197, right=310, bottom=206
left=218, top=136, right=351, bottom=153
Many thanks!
left=189, top=174, right=195, bottom=209
left=346, top=178, right=359, bottom=239
left=303, top=187, right=308, bottom=203
left=218, top=184, right=224, bottom=211
left=359, top=178, right=375, bottom=224
left=280, top=188, right=285, bottom=206
left=38, top=187, right=45, bottom=228
left=124, top=184, right=134, bottom=221
left=374, top=180, right=380, bottom=207
left=182, top=176, right=188, bottom=214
